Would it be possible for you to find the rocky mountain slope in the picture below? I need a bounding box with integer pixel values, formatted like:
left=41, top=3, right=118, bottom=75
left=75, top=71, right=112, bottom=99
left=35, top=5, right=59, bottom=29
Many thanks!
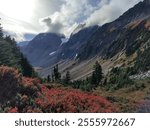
left=57, top=25, right=98, bottom=60
left=17, top=41, right=29, bottom=47
left=78, top=0, right=150, bottom=60
left=21, top=25, right=98, bottom=68
left=22, top=33, right=64, bottom=67
left=21, top=0, right=150, bottom=80
left=18, top=41, right=29, bottom=54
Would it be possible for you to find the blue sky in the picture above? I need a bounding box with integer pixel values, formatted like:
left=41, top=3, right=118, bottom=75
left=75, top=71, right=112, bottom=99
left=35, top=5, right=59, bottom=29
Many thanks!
left=0, top=0, right=143, bottom=41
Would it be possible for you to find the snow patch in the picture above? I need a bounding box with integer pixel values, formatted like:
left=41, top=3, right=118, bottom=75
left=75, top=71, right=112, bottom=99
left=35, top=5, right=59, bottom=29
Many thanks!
left=60, top=38, right=69, bottom=46
left=75, top=53, right=78, bottom=58
left=71, top=23, right=86, bottom=36
left=49, top=51, right=56, bottom=56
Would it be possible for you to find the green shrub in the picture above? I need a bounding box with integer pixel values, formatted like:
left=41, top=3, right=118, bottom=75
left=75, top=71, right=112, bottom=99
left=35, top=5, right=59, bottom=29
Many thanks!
left=130, top=83, right=145, bottom=91
left=106, top=67, right=134, bottom=90
left=134, top=47, right=150, bottom=72
left=79, top=83, right=93, bottom=92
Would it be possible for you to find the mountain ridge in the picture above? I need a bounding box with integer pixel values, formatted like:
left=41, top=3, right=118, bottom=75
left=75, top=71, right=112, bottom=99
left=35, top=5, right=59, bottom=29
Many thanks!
left=20, top=0, right=150, bottom=80
left=78, top=0, right=150, bottom=61
left=22, top=33, right=65, bottom=67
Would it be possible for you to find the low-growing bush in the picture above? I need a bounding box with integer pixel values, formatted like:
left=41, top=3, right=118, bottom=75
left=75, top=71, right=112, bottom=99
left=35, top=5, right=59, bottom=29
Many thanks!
left=106, top=67, right=134, bottom=90
left=19, top=77, right=41, bottom=97
left=129, top=83, right=146, bottom=91
left=35, top=86, right=115, bottom=113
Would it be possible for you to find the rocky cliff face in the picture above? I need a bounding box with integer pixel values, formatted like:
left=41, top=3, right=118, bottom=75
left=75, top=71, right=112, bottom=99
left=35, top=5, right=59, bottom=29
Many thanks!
left=78, top=0, right=150, bottom=61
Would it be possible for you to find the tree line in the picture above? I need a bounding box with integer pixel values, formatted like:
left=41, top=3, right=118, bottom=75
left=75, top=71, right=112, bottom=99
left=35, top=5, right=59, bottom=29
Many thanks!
left=45, top=61, right=103, bottom=91
left=0, top=19, right=35, bottom=77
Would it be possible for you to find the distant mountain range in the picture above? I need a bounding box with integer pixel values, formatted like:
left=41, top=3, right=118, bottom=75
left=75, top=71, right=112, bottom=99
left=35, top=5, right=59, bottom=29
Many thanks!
left=20, top=33, right=64, bottom=67
left=17, top=41, right=29, bottom=47
left=20, top=0, right=150, bottom=80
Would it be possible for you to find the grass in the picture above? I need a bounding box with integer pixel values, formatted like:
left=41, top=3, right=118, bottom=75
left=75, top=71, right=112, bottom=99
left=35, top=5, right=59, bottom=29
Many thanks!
left=93, top=79, right=150, bottom=112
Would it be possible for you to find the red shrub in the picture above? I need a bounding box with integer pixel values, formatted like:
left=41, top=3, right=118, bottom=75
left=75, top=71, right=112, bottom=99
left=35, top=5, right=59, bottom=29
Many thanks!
left=0, top=66, right=115, bottom=113
left=0, top=66, right=21, bottom=102
left=19, top=77, right=41, bottom=97
left=26, top=106, right=42, bottom=113
left=7, top=107, right=18, bottom=113
left=21, top=77, right=41, bottom=87
left=35, top=86, right=115, bottom=113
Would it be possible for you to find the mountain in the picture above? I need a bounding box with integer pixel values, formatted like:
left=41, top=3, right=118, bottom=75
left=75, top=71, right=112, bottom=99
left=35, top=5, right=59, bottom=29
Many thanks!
left=20, top=24, right=98, bottom=68
left=57, top=25, right=98, bottom=60
left=17, top=41, right=29, bottom=47
left=22, top=0, right=150, bottom=80
left=78, top=0, right=150, bottom=61
left=22, top=33, right=64, bottom=67
left=71, top=23, right=86, bottom=36
left=145, top=0, right=150, bottom=4
left=17, top=41, right=29, bottom=54
left=1, top=0, right=150, bottom=114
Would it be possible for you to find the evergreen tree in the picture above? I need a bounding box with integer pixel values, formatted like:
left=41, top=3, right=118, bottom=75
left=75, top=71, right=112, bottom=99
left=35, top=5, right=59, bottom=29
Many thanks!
left=52, top=73, right=55, bottom=82
left=20, top=54, right=33, bottom=77
left=65, top=71, right=71, bottom=84
left=0, top=19, right=3, bottom=38
left=47, top=75, right=51, bottom=83
left=53, top=64, right=61, bottom=81
left=5, top=35, right=12, bottom=43
left=91, top=61, right=103, bottom=86
left=0, top=19, right=35, bottom=78
left=91, top=72, right=97, bottom=85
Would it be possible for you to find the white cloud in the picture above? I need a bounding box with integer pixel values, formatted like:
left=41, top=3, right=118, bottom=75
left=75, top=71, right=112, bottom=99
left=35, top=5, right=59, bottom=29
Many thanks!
left=40, top=0, right=101, bottom=36
left=0, top=0, right=143, bottom=40
left=40, top=0, right=143, bottom=36
left=86, top=0, right=143, bottom=26
left=0, top=0, right=65, bottom=41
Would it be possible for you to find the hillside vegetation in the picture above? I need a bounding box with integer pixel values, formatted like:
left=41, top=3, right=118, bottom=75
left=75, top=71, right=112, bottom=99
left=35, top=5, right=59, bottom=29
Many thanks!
left=0, top=36, right=34, bottom=77
left=0, top=66, right=115, bottom=113
left=0, top=0, right=150, bottom=113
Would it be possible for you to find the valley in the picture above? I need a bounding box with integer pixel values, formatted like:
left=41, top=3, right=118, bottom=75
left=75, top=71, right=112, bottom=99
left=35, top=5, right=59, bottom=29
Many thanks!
left=0, top=0, right=150, bottom=113
left=20, top=0, right=150, bottom=82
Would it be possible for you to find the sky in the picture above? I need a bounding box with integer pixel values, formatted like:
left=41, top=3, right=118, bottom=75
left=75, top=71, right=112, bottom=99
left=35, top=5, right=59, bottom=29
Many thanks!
left=0, top=0, right=143, bottom=42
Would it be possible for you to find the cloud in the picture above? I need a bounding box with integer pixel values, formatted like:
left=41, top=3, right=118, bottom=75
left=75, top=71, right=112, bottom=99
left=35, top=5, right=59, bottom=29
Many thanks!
left=40, top=0, right=143, bottom=36
left=40, top=0, right=101, bottom=36
left=0, top=13, right=37, bottom=41
left=0, top=0, right=65, bottom=41
left=86, top=0, right=143, bottom=26
left=40, top=17, right=63, bottom=34
left=0, top=0, right=143, bottom=41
